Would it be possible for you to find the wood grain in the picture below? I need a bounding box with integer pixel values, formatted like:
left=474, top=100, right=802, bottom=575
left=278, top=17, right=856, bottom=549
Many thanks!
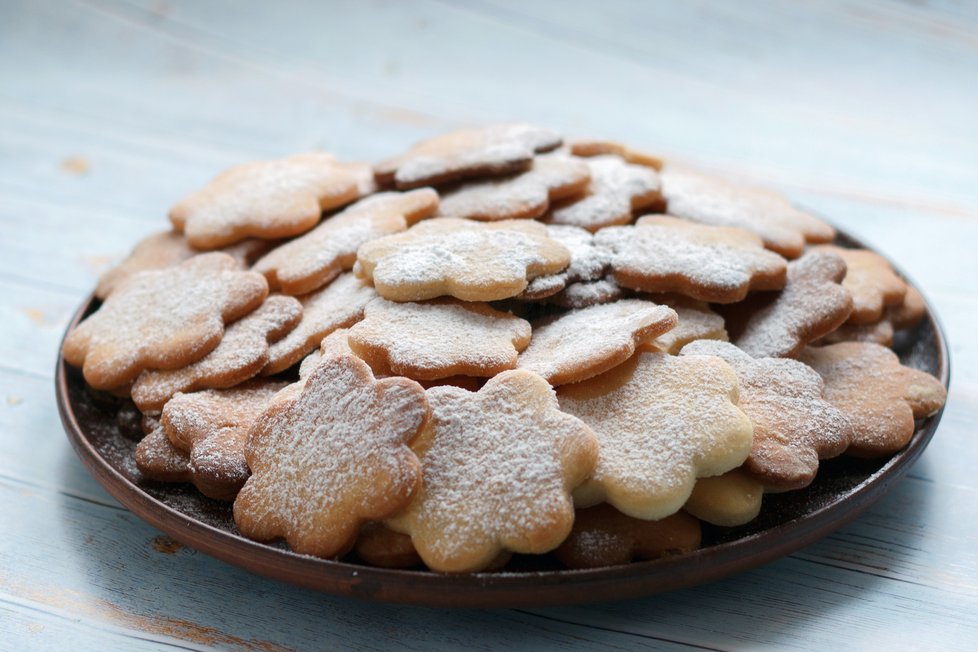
left=2, top=0, right=976, bottom=648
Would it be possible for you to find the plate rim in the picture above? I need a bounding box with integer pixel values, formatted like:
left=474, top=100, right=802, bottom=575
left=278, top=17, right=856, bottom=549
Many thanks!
left=55, top=228, right=951, bottom=608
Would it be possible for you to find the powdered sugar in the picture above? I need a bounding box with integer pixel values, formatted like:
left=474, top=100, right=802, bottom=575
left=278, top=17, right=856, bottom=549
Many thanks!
left=254, top=189, right=439, bottom=295
left=649, top=300, right=728, bottom=354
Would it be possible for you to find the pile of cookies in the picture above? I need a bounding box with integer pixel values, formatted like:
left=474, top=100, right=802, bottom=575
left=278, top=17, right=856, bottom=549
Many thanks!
left=63, top=123, right=947, bottom=572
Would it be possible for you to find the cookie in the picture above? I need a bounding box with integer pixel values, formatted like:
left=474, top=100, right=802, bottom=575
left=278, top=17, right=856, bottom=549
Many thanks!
left=386, top=369, right=598, bottom=573
left=262, top=273, right=377, bottom=375
left=568, top=139, right=663, bottom=170
left=596, top=216, right=788, bottom=303
left=888, top=285, right=926, bottom=330
left=347, top=298, right=531, bottom=380
left=354, top=523, right=422, bottom=569
left=684, top=469, right=764, bottom=526
left=727, top=250, right=853, bottom=358
left=355, top=217, right=571, bottom=302
left=646, top=297, right=728, bottom=354
left=555, top=505, right=700, bottom=569
left=519, top=225, right=610, bottom=300
left=131, top=295, right=302, bottom=413
left=158, top=381, right=289, bottom=501
left=234, top=356, right=429, bottom=557
left=545, top=155, right=661, bottom=232
left=558, top=350, right=753, bottom=520
left=63, top=253, right=268, bottom=390
left=549, top=275, right=626, bottom=309
left=799, top=342, right=946, bottom=457
left=170, top=153, right=368, bottom=248
left=517, top=300, right=678, bottom=386
left=660, top=166, right=835, bottom=258
left=819, top=320, right=894, bottom=347
left=254, top=189, right=439, bottom=295
left=813, top=246, right=907, bottom=324
left=681, top=340, right=852, bottom=490
left=437, top=154, right=590, bottom=221
left=374, top=123, right=562, bottom=189
left=134, top=418, right=191, bottom=484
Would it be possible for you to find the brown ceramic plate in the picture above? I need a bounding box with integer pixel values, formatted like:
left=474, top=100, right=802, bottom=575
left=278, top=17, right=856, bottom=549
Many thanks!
left=56, top=229, right=949, bottom=608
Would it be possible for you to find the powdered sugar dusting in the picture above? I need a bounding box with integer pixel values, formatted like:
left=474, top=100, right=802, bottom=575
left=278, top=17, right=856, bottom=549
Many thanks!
left=649, top=301, right=728, bottom=354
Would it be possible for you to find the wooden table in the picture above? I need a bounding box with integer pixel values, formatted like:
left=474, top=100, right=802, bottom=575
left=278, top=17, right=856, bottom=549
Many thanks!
left=2, top=1, right=976, bottom=649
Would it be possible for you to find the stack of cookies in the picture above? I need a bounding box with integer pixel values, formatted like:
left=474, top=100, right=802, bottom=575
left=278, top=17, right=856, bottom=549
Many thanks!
left=63, top=123, right=947, bottom=572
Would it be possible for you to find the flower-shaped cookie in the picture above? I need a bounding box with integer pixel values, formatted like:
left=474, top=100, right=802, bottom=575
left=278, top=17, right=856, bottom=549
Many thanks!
left=728, top=250, right=853, bottom=358
left=374, top=123, right=562, bottom=189
left=63, top=253, right=268, bottom=390
left=254, top=189, right=439, bottom=295
left=596, top=216, right=788, bottom=303
left=437, top=154, right=590, bottom=221
left=682, top=340, right=852, bottom=490
left=555, top=505, right=700, bottom=569
left=170, top=153, right=368, bottom=248
left=355, top=217, right=571, bottom=302
left=234, top=356, right=429, bottom=557
left=812, top=245, right=907, bottom=324
left=684, top=469, right=764, bottom=527
left=568, top=138, right=663, bottom=170
left=646, top=297, right=728, bottom=354
left=131, top=295, right=302, bottom=413
left=545, top=155, right=662, bottom=232
left=348, top=298, right=531, bottom=380
left=387, top=369, right=598, bottom=573
left=558, top=350, right=753, bottom=520
left=660, top=165, right=835, bottom=258
left=262, top=273, right=377, bottom=375
left=519, top=225, right=610, bottom=300
left=799, top=342, right=946, bottom=457
left=517, top=300, right=678, bottom=386
left=159, top=380, right=289, bottom=501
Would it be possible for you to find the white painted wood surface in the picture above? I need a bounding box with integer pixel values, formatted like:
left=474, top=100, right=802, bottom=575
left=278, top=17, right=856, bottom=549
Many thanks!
left=2, top=0, right=977, bottom=649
